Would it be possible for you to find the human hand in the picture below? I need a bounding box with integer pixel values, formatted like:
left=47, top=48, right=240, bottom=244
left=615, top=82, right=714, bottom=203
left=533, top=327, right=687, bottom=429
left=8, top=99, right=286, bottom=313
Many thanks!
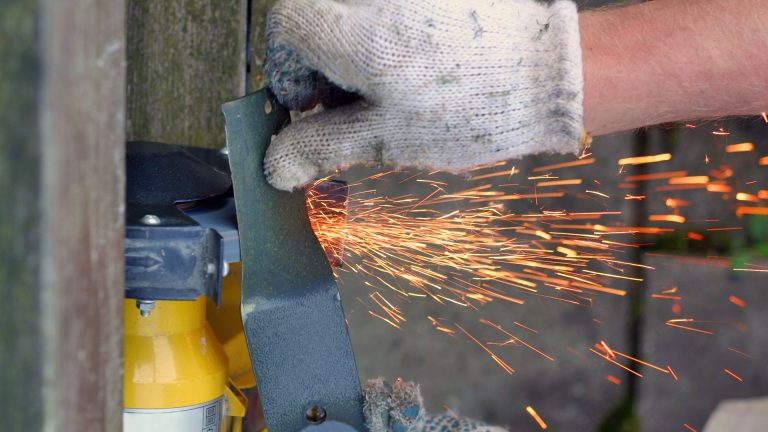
left=263, top=0, right=584, bottom=191
left=363, top=378, right=507, bottom=432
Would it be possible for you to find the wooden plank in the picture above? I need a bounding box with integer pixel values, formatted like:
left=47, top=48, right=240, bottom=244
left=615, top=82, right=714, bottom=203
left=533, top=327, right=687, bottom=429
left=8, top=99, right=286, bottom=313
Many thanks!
left=0, top=0, right=126, bottom=430
left=41, top=0, right=126, bottom=430
left=0, top=1, right=44, bottom=430
left=248, top=0, right=279, bottom=92
left=127, top=0, right=248, bottom=149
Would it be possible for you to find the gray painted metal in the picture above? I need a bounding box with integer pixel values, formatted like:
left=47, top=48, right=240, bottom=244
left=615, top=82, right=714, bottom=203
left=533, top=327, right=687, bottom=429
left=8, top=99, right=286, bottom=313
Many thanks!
left=223, top=89, right=366, bottom=432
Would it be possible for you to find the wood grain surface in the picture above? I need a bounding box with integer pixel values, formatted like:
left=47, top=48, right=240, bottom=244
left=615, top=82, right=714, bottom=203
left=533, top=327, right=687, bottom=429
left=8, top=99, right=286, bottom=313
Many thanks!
left=0, top=0, right=126, bottom=430
left=127, top=0, right=248, bottom=149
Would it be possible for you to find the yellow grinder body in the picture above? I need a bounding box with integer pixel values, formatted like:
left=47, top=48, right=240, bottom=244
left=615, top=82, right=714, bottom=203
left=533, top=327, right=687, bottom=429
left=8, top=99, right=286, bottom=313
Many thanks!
left=123, top=297, right=228, bottom=431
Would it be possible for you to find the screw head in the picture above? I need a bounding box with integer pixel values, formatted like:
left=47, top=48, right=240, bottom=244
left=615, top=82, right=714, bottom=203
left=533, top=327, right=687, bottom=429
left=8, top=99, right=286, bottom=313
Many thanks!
left=206, top=262, right=217, bottom=275
left=305, top=405, right=326, bottom=425
left=136, top=299, right=156, bottom=317
left=141, top=214, right=161, bottom=225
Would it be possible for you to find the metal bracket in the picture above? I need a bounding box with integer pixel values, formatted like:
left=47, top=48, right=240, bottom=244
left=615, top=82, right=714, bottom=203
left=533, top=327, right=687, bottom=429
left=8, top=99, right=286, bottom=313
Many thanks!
left=125, top=141, right=231, bottom=304
left=223, top=89, right=366, bottom=431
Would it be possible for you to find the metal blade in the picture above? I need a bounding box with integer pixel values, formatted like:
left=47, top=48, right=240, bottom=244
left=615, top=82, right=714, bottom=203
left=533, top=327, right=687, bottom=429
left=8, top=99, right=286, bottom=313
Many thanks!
left=223, top=89, right=365, bottom=432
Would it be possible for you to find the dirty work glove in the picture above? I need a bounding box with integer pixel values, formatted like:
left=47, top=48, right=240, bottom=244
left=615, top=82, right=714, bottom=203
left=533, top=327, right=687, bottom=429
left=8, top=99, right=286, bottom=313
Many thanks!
left=263, top=0, right=584, bottom=191
left=363, top=378, right=507, bottom=432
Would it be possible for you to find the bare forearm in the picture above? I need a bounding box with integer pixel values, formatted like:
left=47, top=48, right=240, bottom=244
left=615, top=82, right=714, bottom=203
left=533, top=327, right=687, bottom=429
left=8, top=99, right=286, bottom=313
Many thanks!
left=581, top=0, right=768, bottom=135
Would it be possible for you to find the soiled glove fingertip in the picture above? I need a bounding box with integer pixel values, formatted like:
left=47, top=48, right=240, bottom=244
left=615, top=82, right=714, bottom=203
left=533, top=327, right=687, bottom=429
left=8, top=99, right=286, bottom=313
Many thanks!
left=265, top=42, right=321, bottom=112
left=389, top=379, right=426, bottom=431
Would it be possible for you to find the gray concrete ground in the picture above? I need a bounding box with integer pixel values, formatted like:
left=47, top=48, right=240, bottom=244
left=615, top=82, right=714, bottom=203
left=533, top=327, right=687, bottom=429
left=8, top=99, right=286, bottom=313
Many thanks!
left=639, top=256, right=768, bottom=432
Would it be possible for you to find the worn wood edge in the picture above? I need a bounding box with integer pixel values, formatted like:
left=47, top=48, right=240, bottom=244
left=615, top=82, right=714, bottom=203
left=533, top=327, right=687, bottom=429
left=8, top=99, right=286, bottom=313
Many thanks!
left=41, top=0, right=126, bottom=430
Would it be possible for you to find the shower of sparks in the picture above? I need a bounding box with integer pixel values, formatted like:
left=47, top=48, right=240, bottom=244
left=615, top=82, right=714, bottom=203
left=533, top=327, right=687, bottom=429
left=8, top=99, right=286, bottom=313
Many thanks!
left=302, top=117, right=767, bottom=392
left=307, top=172, right=640, bottom=316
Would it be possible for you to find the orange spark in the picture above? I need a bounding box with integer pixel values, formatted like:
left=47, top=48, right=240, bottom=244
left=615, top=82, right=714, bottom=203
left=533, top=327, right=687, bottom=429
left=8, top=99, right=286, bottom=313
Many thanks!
left=625, top=171, right=687, bottom=182
left=456, top=323, right=514, bottom=374
left=514, top=321, right=539, bottom=333
left=525, top=406, right=548, bottom=430
left=762, top=112, right=768, bottom=123
left=649, top=215, right=686, bottom=224
left=665, top=198, right=692, bottom=208
left=668, top=365, right=678, bottom=381
left=606, top=375, right=621, bottom=385
left=618, top=153, right=672, bottom=165
left=729, top=295, right=746, bottom=308
left=684, top=424, right=697, bottom=432
left=736, top=206, right=768, bottom=216
left=590, top=348, right=643, bottom=377
left=533, top=158, right=595, bottom=172
left=656, top=184, right=707, bottom=192
left=586, top=190, right=610, bottom=198
left=471, top=167, right=517, bottom=180
left=537, top=179, right=583, bottom=187
left=666, top=319, right=715, bottom=335
left=469, top=192, right=564, bottom=202
left=369, top=311, right=401, bottom=329
left=596, top=342, right=671, bottom=374
left=736, top=193, right=760, bottom=203
left=706, top=184, right=733, bottom=193
left=427, top=316, right=455, bottom=335
left=725, top=142, right=754, bottom=153
left=599, top=341, right=615, bottom=359
left=481, top=319, right=554, bottom=361
left=728, top=347, right=751, bottom=358
left=652, top=294, right=682, bottom=301
left=669, top=176, right=709, bottom=185
left=723, top=369, right=743, bottom=382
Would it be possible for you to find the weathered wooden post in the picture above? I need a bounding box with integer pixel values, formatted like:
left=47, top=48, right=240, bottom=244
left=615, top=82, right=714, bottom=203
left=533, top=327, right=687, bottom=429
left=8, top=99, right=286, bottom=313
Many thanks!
left=0, top=0, right=126, bottom=430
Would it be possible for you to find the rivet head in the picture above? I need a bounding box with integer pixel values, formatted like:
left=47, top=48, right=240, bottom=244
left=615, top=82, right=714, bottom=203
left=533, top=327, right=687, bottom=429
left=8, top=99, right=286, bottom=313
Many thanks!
left=305, top=405, right=326, bottom=425
left=141, top=214, right=161, bottom=225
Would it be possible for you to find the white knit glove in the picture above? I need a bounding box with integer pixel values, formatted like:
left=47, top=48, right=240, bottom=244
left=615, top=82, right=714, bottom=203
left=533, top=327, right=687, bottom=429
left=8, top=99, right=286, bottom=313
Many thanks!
left=264, top=0, right=584, bottom=191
